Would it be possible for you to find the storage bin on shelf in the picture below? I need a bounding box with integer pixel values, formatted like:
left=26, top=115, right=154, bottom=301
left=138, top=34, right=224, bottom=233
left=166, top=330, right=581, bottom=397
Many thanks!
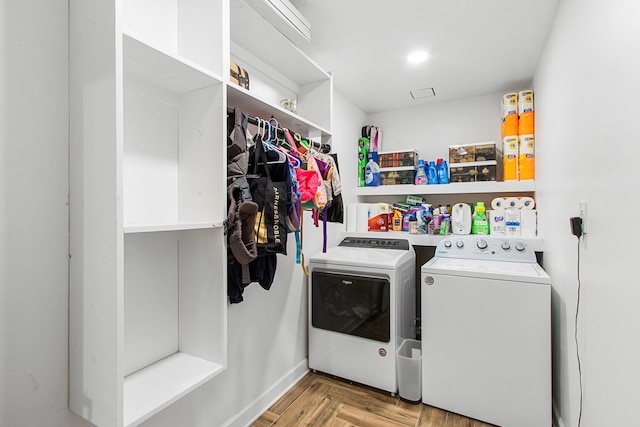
left=449, top=160, right=502, bottom=182
left=380, top=167, right=415, bottom=185
left=449, top=142, right=500, bottom=164
left=378, top=150, right=418, bottom=168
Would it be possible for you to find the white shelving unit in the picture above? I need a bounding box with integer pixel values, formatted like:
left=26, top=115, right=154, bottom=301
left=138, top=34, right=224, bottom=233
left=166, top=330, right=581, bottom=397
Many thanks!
left=356, top=180, right=536, bottom=197
left=70, top=0, right=333, bottom=426
left=229, top=0, right=332, bottom=143
left=69, top=1, right=228, bottom=426
left=355, top=181, right=542, bottom=250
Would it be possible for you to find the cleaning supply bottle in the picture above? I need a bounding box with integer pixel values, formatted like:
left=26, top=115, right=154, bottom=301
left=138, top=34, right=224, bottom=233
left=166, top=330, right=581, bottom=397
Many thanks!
left=358, top=138, right=368, bottom=187
left=471, top=201, right=489, bottom=235
left=437, top=158, right=449, bottom=184
left=364, top=152, right=380, bottom=186
left=427, top=161, right=438, bottom=184
left=415, top=159, right=427, bottom=185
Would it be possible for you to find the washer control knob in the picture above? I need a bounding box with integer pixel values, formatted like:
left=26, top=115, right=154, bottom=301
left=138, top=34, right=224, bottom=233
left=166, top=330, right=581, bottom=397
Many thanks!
left=456, top=240, right=464, bottom=248
left=477, top=239, right=488, bottom=249
left=444, top=240, right=452, bottom=248
left=515, top=242, right=526, bottom=252
left=501, top=242, right=511, bottom=251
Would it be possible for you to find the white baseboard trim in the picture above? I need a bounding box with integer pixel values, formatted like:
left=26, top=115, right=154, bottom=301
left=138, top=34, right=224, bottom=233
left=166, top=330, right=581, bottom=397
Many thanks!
left=222, top=359, right=309, bottom=427
left=553, top=398, right=565, bottom=427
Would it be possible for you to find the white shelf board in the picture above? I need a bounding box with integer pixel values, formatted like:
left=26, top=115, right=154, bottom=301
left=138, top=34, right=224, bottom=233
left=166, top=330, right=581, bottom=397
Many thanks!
left=355, top=180, right=536, bottom=197
left=227, top=83, right=331, bottom=140
left=123, top=33, right=223, bottom=94
left=124, top=352, right=224, bottom=427
left=124, top=222, right=222, bottom=234
left=341, top=231, right=544, bottom=252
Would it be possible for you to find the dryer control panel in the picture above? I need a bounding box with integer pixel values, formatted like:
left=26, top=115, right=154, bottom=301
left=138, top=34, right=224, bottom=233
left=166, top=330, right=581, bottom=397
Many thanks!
left=434, top=236, right=536, bottom=263
left=339, top=237, right=410, bottom=251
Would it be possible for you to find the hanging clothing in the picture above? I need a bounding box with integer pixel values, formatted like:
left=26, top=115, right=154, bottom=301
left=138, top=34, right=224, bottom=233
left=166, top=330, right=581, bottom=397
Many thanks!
left=314, top=151, right=343, bottom=224
left=227, top=255, right=278, bottom=304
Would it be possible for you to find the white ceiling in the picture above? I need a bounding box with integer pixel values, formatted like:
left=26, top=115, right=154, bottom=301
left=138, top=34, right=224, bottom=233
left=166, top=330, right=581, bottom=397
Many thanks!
left=288, top=0, right=561, bottom=114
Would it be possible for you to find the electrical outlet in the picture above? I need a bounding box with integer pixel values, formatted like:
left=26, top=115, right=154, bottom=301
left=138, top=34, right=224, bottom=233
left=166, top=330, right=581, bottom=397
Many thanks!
left=579, top=201, right=587, bottom=235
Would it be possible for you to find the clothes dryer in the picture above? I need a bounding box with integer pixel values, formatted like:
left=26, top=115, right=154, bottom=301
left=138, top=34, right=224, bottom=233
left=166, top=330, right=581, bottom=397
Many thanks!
left=309, top=237, right=415, bottom=394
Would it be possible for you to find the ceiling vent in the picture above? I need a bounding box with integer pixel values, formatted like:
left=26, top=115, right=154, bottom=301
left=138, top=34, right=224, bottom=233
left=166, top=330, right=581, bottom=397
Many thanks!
left=410, top=88, right=436, bottom=99
left=244, top=0, right=311, bottom=45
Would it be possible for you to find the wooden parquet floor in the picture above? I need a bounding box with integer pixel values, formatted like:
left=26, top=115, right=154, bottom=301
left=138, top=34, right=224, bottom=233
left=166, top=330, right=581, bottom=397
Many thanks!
left=251, top=371, right=495, bottom=427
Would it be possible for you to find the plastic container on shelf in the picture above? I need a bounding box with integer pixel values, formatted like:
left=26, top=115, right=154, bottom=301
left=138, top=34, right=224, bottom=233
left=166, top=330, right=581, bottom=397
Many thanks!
left=427, top=161, right=438, bottom=184
left=437, top=159, right=449, bottom=184
left=415, top=159, right=427, bottom=185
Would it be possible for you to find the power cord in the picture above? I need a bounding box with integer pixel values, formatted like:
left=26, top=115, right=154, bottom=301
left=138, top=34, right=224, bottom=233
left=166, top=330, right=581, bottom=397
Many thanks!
left=571, top=216, right=584, bottom=427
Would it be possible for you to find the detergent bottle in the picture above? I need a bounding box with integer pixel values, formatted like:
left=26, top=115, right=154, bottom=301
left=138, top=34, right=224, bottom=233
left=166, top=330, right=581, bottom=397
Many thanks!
left=471, top=201, right=489, bottom=235
left=427, top=161, right=438, bottom=184
left=415, top=159, right=427, bottom=185
left=364, top=152, right=381, bottom=186
left=437, top=158, right=449, bottom=184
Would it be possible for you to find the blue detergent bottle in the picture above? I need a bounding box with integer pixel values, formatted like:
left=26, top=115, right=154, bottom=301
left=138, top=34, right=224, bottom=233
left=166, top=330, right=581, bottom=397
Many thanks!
left=427, top=161, right=438, bottom=184
left=364, top=152, right=381, bottom=186
left=437, top=159, right=449, bottom=184
left=415, top=159, right=427, bottom=185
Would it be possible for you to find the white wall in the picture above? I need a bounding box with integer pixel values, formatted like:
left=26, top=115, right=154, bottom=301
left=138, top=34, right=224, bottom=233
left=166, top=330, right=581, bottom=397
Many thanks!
left=0, top=1, right=89, bottom=426
left=366, top=92, right=505, bottom=160
left=331, top=90, right=368, bottom=206
left=533, top=0, right=640, bottom=426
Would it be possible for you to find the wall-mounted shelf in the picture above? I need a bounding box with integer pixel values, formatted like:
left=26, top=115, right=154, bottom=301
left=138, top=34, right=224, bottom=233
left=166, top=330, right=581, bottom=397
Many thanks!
left=229, top=0, right=333, bottom=137
left=356, top=180, right=535, bottom=197
left=227, top=83, right=331, bottom=142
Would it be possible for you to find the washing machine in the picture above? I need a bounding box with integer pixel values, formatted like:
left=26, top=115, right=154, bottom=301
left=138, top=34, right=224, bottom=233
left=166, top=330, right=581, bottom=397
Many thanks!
left=421, top=236, right=551, bottom=427
left=308, top=236, right=415, bottom=393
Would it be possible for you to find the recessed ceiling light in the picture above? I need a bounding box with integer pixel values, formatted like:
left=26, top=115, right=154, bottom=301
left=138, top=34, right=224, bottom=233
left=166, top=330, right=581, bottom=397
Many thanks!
left=407, top=50, right=429, bottom=63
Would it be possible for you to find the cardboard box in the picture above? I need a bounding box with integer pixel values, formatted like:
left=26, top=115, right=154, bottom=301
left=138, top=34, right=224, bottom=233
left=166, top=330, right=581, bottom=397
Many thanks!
left=380, top=167, right=415, bottom=185
left=449, top=142, right=501, bottom=164
left=230, top=61, right=250, bottom=89
left=377, top=150, right=418, bottom=168
left=449, top=161, right=502, bottom=182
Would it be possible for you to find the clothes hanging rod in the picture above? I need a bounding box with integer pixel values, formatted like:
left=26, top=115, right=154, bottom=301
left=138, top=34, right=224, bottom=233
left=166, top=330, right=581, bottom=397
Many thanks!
left=227, top=106, right=331, bottom=153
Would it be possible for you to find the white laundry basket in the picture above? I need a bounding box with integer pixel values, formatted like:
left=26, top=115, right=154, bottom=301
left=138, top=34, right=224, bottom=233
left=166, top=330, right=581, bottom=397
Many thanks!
left=396, top=338, right=422, bottom=402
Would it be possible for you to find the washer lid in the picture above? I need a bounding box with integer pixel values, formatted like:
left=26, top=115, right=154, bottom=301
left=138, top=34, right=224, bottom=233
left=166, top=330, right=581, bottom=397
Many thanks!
left=309, top=245, right=415, bottom=269
left=422, top=257, right=550, bottom=284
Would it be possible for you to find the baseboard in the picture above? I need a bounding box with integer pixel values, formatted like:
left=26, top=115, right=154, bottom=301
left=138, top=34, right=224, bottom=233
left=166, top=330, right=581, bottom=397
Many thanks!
left=222, top=359, right=309, bottom=427
left=552, top=398, right=565, bottom=427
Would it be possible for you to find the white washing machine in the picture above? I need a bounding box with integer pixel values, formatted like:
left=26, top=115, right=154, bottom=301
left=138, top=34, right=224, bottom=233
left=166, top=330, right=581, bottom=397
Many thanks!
left=421, top=236, right=551, bottom=427
left=308, top=236, right=415, bottom=394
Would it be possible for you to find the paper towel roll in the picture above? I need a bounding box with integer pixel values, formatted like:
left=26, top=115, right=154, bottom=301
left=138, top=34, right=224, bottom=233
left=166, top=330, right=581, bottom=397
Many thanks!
left=518, top=90, right=535, bottom=135
left=519, top=197, right=536, bottom=210
left=505, top=197, right=520, bottom=209
left=491, top=198, right=506, bottom=210
left=356, top=203, right=370, bottom=232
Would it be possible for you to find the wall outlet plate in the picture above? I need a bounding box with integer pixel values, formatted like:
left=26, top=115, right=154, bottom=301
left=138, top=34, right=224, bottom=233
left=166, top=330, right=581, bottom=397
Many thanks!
left=579, top=201, right=587, bottom=235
